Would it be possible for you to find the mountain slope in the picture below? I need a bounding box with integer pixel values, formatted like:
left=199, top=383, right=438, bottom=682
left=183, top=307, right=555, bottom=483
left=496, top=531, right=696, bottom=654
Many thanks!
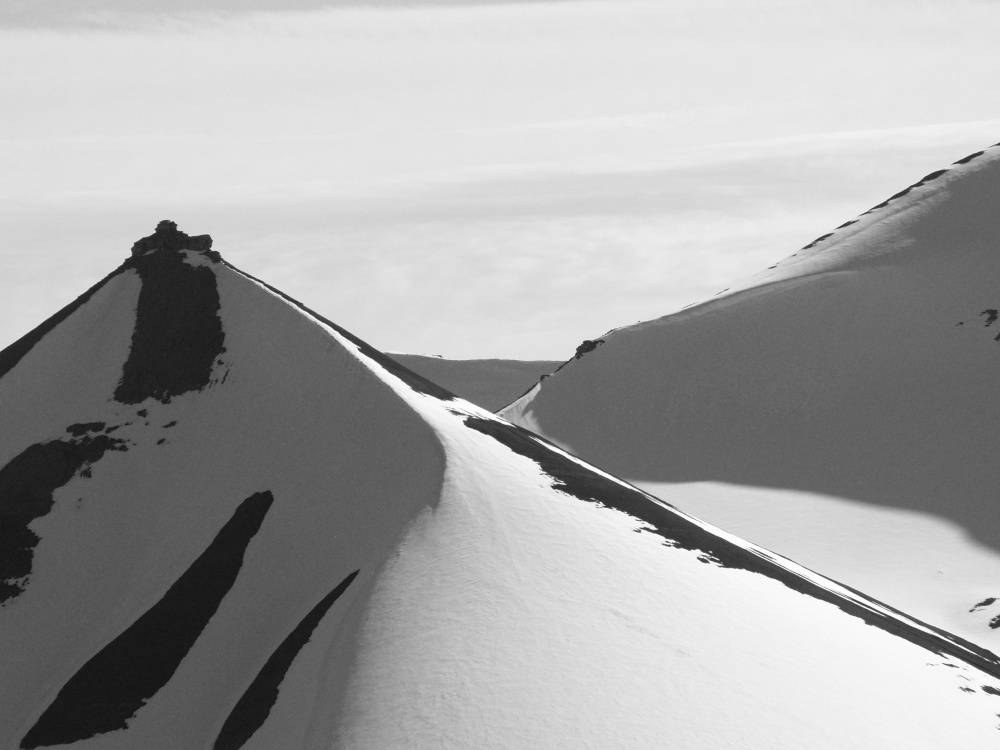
left=4, top=222, right=1000, bottom=748
left=500, top=141, right=1000, bottom=647
left=386, top=353, right=560, bottom=411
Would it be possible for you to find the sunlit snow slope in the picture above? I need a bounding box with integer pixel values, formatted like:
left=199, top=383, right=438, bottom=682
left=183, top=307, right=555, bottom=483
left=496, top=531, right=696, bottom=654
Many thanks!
left=5, top=222, right=1000, bottom=749
left=501, top=141, right=1000, bottom=649
left=387, top=353, right=559, bottom=411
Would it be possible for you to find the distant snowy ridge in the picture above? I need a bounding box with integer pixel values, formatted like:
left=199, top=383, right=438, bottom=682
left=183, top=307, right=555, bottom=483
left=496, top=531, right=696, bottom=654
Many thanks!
left=676, top=140, right=1000, bottom=319
left=505, top=140, right=1000, bottom=415
left=387, top=353, right=560, bottom=411
left=4, top=222, right=1000, bottom=747
left=500, top=140, right=1000, bottom=650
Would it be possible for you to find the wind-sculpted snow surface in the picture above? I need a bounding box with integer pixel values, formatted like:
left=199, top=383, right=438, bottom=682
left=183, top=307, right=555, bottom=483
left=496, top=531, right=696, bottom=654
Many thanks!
left=5, top=225, right=1000, bottom=748
left=500, top=141, right=1000, bottom=648
left=21, top=491, right=274, bottom=748
left=213, top=569, right=359, bottom=750
left=459, top=416, right=1000, bottom=671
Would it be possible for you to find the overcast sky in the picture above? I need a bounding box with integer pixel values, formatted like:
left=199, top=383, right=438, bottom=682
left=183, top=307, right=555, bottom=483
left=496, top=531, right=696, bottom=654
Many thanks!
left=3, top=0, right=1000, bottom=359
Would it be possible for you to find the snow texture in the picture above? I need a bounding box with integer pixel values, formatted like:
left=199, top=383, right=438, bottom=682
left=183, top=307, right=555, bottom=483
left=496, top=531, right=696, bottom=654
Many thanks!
left=501, top=141, right=1000, bottom=649
left=4, top=220, right=1000, bottom=748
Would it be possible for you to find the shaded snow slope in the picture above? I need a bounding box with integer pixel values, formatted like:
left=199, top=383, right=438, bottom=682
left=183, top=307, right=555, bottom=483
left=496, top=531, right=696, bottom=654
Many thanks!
left=643, top=481, right=1000, bottom=650
left=501, top=141, right=1000, bottom=647
left=6, top=224, right=1000, bottom=747
left=1, top=226, right=447, bottom=748
left=387, top=353, right=559, bottom=411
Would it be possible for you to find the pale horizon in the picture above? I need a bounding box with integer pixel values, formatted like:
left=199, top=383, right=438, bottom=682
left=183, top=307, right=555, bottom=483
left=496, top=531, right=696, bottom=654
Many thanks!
left=3, top=0, right=1000, bottom=359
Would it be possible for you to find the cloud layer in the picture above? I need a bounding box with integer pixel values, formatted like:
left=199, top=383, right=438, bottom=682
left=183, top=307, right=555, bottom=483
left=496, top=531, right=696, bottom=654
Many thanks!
left=3, top=1, right=1000, bottom=357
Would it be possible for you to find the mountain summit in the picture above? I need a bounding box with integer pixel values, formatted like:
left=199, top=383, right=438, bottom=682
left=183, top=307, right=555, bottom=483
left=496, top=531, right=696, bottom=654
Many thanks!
left=4, top=224, right=1000, bottom=748
left=500, top=141, right=1000, bottom=648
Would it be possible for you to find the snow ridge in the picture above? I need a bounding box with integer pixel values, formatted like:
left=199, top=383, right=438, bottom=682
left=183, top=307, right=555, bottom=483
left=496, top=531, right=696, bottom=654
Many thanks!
left=498, top=139, right=1000, bottom=652
left=7, top=222, right=1000, bottom=747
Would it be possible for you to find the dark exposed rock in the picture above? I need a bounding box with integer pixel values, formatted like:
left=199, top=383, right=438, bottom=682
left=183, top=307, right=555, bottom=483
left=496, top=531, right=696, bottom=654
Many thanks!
left=802, top=232, right=834, bottom=250
left=863, top=168, right=951, bottom=216
left=954, top=151, right=985, bottom=166
left=0, top=435, right=128, bottom=605
left=213, top=570, right=359, bottom=750
left=574, top=339, right=604, bottom=359
left=66, top=422, right=106, bottom=437
left=21, top=491, right=274, bottom=749
left=114, top=234, right=226, bottom=405
left=130, top=220, right=217, bottom=261
left=460, top=414, right=1000, bottom=681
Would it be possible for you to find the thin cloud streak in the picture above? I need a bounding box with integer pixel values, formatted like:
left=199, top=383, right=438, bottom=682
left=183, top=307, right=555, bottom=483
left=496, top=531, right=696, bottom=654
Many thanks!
left=0, top=0, right=582, bottom=30
left=3, top=1, right=1000, bottom=357
left=4, top=123, right=997, bottom=359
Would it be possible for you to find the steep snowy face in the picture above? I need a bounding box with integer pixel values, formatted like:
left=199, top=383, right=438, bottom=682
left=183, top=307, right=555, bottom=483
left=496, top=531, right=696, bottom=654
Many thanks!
left=0, top=223, right=449, bottom=749
left=6, top=223, right=1000, bottom=749
left=499, top=142, right=1000, bottom=645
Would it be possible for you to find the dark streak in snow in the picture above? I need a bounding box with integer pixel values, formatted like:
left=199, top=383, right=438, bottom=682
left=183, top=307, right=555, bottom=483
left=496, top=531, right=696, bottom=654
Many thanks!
left=114, top=224, right=225, bottom=404
left=863, top=168, right=950, bottom=215
left=789, top=149, right=991, bottom=260
left=919, top=169, right=949, bottom=184
left=971, top=597, right=997, bottom=611
left=980, top=310, right=999, bottom=327
left=213, top=570, right=360, bottom=750
left=460, top=415, right=1000, bottom=680
left=574, top=339, right=604, bottom=360
left=0, top=434, right=127, bottom=605
left=66, top=422, right=106, bottom=437
left=801, top=232, right=833, bottom=250
left=221, top=261, right=457, bottom=402
left=954, top=151, right=985, bottom=165
left=20, top=491, right=274, bottom=749
left=983, top=685, right=1000, bottom=696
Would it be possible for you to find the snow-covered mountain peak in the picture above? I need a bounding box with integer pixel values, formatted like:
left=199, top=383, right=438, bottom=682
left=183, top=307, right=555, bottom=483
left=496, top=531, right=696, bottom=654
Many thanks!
left=499, top=138, right=1000, bottom=653
left=6, top=229, right=1000, bottom=747
left=129, top=219, right=217, bottom=259
left=717, top=140, right=1000, bottom=300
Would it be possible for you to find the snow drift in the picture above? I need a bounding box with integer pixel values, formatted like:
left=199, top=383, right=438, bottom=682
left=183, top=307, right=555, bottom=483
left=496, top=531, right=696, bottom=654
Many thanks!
left=501, top=141, right=1000, bottom=648
left=4, top=221, right=1000, bottom=748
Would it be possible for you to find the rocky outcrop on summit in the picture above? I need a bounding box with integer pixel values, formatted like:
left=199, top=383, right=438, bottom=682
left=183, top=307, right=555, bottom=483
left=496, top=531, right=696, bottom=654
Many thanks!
left=130, top=219, right=217, bottom=259
left=0, top=222, right=226, bottom=404
left=115, top=223, right=226, bottom=404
